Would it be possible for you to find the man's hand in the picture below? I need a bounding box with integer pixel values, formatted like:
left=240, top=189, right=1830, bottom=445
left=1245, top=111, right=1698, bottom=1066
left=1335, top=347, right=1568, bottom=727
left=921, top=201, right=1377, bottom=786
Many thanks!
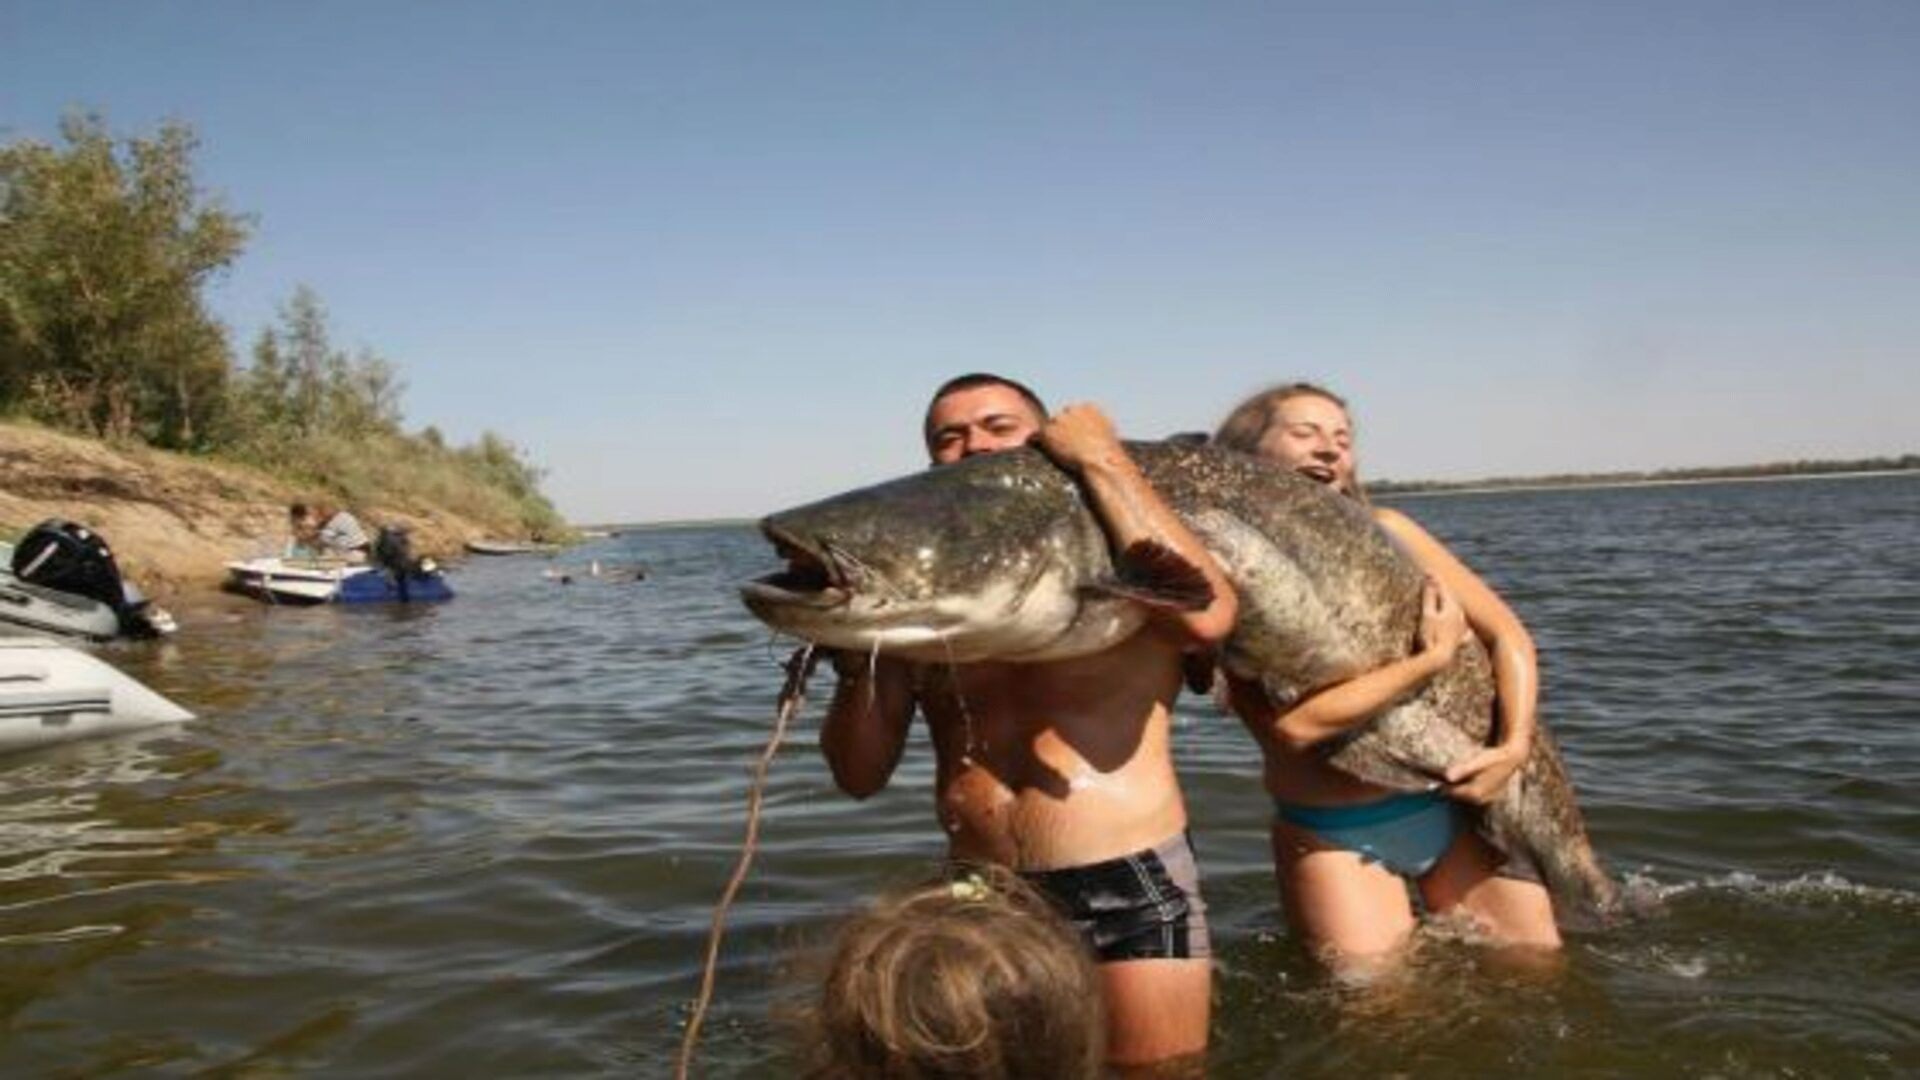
left=1034, top=403, right=1128, bottom=476
left=1033, top=400, right=1239, bottom=647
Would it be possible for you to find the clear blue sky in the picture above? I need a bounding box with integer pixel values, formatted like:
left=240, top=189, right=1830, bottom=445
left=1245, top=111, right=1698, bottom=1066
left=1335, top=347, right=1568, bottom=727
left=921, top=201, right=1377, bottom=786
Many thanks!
left=7, top=1, right=1917, bottom=522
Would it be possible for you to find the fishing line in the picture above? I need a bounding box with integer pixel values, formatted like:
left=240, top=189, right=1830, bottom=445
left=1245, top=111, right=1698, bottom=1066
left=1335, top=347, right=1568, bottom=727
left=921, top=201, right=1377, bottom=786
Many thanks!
left=935, top=633, right=982, bottom=766
left=675, top=642, right=817, bottom=1080
left=861, top=636, right=883, bottom=709
left=759, top=628, right=790, bottom=667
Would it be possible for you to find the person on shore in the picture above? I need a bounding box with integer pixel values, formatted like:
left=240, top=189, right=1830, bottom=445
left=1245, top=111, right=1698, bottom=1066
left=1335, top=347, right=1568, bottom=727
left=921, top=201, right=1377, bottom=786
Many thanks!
left=1212, top=382, right=1560, bottom=974
left=819, top=373, right=1237, bottom=1072
left=804, top=864, right=1104, bottom=1080
left=289, top=501, right=371, bottom=562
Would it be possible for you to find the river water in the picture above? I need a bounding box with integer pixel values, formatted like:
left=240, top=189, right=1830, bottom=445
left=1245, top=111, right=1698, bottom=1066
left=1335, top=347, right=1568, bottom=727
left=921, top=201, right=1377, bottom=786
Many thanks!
left=2, top=474, right=1916, bottom=1077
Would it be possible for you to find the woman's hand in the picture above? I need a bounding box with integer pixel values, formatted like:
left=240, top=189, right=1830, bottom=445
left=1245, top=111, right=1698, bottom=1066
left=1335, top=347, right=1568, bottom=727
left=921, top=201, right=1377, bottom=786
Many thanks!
left=1415, top=577, right=1470, bottom=668
left=1444, top=741, right=1529, bottom=805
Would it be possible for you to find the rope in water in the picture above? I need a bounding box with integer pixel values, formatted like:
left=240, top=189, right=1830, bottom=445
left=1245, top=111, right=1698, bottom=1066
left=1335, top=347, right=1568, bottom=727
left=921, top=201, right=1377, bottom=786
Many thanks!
left=674, top=643, right=818, bottom=1080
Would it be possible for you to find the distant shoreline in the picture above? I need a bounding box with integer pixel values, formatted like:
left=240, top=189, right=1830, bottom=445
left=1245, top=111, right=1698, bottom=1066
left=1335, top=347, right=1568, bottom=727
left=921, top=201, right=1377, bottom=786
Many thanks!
left=1378, top=467, right=1920, bottom=500
left=585, top=518, right=753, bottom=533
left=597, top=458, right=1919, bottom=529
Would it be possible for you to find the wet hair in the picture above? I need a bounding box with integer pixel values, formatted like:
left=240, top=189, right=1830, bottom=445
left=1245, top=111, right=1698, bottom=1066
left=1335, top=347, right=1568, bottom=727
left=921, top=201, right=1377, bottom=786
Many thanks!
left=804, top=864, right=1104, bottom=1080
left=1213, top=381, right=1369, bottom=502
left=922, top=373, right=1049, bottom=449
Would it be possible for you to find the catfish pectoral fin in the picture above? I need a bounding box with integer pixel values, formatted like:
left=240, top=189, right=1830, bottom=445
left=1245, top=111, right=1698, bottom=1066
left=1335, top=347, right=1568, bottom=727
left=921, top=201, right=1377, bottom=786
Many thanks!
left=1079, top=540, right=1216, bottom=611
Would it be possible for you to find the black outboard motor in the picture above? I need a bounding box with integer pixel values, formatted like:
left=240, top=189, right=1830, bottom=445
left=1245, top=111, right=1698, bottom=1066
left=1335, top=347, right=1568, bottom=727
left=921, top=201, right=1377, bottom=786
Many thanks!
left=371, top=525, right=439, bottom=602
left=372, top=525, right=417, bottom=577
left=10, top=518, right=174, bottom=637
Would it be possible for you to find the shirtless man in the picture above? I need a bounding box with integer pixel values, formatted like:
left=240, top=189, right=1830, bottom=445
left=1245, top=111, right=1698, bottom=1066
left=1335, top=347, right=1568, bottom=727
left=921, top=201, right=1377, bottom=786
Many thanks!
left=819, top=373, right=1238, bottom=1071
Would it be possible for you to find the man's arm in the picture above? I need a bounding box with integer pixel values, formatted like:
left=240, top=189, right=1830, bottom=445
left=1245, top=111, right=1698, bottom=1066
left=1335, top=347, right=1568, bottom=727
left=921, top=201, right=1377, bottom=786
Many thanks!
left=1035, top=404, right=1239, bottom=648
left=818, top=651, right=917, bottom=799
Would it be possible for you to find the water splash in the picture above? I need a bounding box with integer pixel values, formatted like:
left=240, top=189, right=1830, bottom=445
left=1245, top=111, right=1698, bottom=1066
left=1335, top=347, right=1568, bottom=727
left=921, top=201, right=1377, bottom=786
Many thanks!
left=1629, top=869, right=1919, bottom=910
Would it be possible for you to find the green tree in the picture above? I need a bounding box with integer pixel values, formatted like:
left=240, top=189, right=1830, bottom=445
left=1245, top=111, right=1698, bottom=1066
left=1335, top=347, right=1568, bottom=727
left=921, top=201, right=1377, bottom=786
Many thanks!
left=328, top=346, right=403, bottom=438
left=280, top=285, right=330, bottom=438
left=459, top=430, right=564, bottom=534
left=226, top=284, right=405, bottom=459
left=3, top=114, right=566, bottom=538
left=0, top=112, right=250, bottom=446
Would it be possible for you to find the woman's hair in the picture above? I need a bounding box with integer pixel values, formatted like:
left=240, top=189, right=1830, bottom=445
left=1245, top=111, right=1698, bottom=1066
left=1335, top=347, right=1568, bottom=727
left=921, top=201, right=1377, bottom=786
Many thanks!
left=804, top=864, right=1103, bottom=1080
left=1213, top=381, right=1368, bottom=502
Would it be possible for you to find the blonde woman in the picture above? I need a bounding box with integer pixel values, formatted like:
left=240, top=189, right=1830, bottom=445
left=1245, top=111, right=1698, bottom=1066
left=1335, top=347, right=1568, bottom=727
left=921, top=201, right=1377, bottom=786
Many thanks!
left=1214, top=383, right=1560, bottom=971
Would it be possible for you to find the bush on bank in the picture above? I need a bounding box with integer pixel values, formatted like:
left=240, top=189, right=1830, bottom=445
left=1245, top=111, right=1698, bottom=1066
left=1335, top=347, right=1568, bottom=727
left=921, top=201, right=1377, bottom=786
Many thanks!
left=1, top=112, right=563, bottom=539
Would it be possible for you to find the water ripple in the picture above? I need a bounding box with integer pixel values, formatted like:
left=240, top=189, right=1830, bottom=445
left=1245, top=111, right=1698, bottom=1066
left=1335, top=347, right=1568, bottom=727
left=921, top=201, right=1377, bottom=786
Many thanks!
left=1, top=479, right=1916, bottom=1075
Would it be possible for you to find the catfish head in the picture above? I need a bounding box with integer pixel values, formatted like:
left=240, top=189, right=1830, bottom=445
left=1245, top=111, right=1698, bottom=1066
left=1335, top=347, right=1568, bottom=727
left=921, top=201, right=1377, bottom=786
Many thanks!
left=740, top=447, right=1210, bottom=663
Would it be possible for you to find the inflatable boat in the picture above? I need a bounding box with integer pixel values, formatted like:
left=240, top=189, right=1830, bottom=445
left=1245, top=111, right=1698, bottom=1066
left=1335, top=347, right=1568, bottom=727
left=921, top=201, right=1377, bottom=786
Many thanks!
left=1, top=567, right=124, bottom=639
left=0, top=637, right=194, bottom=753
left=224, top=557, right=373, bottom=604
left=227, top=524, right=454, bottom=605
left=224, top=557, right=454, bottom=604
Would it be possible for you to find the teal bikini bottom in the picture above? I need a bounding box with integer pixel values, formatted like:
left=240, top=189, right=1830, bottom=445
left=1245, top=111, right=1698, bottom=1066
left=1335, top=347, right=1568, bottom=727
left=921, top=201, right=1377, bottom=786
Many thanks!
left=1274, top=790, right=1463, bottom=878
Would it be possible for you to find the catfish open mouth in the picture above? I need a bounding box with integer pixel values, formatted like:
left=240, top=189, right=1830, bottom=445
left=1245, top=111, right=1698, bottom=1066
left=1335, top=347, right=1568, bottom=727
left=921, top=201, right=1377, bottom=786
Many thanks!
left=744, top=523, right=848, bottom=605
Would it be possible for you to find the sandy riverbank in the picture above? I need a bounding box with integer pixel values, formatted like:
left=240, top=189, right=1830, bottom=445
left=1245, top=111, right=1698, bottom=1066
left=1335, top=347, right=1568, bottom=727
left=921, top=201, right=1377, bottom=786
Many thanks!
left=1, top=422, right=523, bottom=599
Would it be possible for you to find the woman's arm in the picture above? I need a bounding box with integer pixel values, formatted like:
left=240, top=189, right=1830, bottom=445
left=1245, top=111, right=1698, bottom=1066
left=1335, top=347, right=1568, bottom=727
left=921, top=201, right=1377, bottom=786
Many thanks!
left=1231, top=579, right=1468, bottom=753
left=1374, top=507, right=1539, bottom=805
left=818, top=651, right=917, bottom=799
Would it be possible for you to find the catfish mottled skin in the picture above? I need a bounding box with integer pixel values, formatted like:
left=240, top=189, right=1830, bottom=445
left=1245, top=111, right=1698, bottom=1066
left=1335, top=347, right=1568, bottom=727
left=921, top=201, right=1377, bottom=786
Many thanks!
left=742, top=442, right=1619, bottom=921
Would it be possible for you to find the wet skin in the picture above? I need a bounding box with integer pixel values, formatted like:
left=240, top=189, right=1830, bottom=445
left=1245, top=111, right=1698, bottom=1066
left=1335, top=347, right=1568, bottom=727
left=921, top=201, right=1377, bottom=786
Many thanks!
left=754, top=435, right=1615, bottom=924
left=836, top=630, right=1191, bottom=870
left=820, top=386, right=1232, bottom=1068
left=1237, top=391, right=1561, bottom=963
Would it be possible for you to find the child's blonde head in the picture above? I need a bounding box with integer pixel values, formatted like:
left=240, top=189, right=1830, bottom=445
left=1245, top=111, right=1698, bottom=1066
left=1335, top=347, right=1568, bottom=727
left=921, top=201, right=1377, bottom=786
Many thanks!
left=807, top=865, right=1102, bottom=1079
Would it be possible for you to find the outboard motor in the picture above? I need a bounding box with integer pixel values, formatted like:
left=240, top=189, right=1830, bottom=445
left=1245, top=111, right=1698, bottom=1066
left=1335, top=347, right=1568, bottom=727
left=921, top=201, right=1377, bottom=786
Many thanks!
left=371, top=525, right=441, bottom=602
left=10, top=519, right=175, bottom=637
left=373, top=525, right=418, bottom=577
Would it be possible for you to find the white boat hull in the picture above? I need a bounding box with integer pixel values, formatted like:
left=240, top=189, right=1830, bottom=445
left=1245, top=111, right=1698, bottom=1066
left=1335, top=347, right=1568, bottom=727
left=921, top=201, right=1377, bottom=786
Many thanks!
left=224, top=557, right=373, bottom=604
left=0, top=573, right=123, bottom=639
left=0, top=638, right=194, bottom=753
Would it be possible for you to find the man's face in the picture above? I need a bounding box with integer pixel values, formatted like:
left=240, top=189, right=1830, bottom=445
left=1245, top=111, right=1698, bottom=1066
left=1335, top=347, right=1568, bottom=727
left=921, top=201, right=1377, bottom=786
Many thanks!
left=925, top=385, right=1044, bottom=465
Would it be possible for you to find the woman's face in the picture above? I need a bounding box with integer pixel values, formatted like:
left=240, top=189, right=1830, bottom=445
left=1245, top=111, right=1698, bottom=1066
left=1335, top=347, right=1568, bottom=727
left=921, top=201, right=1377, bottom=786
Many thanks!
left=1254, top=394, right=1355, bottom=494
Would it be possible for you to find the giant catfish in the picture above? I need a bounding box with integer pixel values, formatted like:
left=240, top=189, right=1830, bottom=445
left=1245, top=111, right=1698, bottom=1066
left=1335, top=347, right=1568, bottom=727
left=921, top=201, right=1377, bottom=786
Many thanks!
left=740, top=441, right=1620, bottom=921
